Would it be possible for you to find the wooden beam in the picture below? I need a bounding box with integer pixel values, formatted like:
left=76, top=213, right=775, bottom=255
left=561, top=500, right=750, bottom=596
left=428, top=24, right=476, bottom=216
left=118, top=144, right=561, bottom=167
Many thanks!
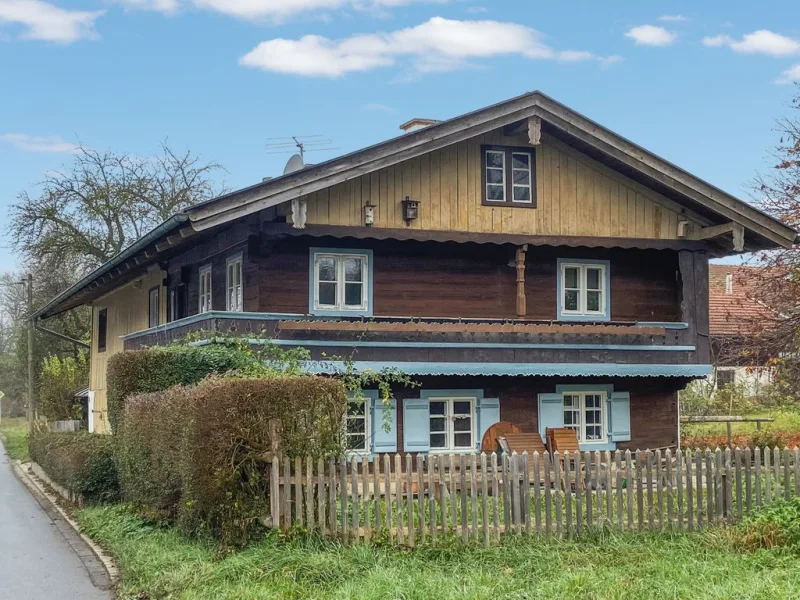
left=732, top=222, right=745, bottom=252
left=178, top=226, right=196, bottom=238
left=515, top=245, right=528, bottom=317
left=690, top=222, right=736, bottom=241
left=527, top=116, right=541, bottom=146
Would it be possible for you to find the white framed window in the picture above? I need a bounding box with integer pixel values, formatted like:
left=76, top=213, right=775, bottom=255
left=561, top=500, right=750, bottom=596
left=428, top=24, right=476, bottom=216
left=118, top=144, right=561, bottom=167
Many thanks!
left=198, top=264, right=212, bottom=313
left=429, top=397, right=476, bottom=452
left=562, top=391, right=607, bottom=444
left=558, top=260, right=608, bottom=319
left=345, top=397, right=371, bottom=454
left=226, top=253, right=243, bottom=312
left=148, top=286, right=160, bottom=328
left=482, top=146, right=535, bottom=206
left=311, top=249, right=371, bottom=315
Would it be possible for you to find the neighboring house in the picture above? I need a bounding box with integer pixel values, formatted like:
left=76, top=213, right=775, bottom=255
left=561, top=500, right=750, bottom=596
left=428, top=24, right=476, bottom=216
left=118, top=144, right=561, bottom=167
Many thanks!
left=708, top=265, right=775, bottom=396
left=33, top=91, right=797, bottom=454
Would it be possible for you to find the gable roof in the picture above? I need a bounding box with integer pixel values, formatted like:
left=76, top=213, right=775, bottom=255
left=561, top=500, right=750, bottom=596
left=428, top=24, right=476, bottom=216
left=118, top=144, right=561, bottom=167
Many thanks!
left=185, top=90, right=797, bottom=250
left=34, top=91, right=798, bottom=320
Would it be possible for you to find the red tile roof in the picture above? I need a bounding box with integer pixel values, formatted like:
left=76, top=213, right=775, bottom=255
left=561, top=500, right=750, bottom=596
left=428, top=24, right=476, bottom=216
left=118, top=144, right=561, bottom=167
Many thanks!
left=708, top=265, right=773, bottom=336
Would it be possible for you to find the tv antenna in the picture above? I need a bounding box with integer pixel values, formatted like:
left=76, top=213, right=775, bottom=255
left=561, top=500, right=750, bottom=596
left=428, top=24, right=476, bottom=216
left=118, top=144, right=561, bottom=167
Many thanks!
left=264, top=135, right=339, bottom=161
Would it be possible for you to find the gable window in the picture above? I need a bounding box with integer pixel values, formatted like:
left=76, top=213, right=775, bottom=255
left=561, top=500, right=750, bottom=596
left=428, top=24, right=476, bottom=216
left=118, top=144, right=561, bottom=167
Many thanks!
left=97, top=308, right=107, bottom=353
left=716, top=368, right=735, bottom=388
left=310, top=248, right=373, bottom=316
left=429, top=397, right=476, bottom=451
left=148, top=286, right=160, bottom=328
left=481, top=145, right=535, bottom=207
left=557, top=259, right=610, bottom=321
left=345, top=397, right=371, bottom=454
left=562, top=390, right=607, bottom=444
left=226, top=253, right=243, bottom=312
left=198, top=264, right=212, bottom=313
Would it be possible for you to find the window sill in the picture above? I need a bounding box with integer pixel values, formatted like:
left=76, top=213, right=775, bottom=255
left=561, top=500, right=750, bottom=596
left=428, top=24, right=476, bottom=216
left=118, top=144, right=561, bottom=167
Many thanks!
left=428, top=448, right=478, bottom=455
left=557, top=313, right=610, bottom=323
left=310, top=308, right=372, bottom=317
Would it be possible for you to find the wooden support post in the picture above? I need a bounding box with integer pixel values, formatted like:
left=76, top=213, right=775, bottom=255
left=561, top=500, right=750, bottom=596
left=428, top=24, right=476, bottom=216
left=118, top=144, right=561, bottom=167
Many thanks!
left=515, top=244, right=528, bottom=318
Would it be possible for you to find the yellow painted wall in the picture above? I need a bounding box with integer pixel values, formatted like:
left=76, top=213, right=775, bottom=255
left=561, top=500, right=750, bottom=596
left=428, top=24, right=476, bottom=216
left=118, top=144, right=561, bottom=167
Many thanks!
left=89, top=269, right=165, bottom=433
left=303, top=129, right=693, bottom=238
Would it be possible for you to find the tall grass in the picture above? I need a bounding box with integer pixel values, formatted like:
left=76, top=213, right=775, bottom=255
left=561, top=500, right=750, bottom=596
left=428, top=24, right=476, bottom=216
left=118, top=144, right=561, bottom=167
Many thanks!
left=78, top=504, right=800, bottom=600
left=0, top=417, right=29, bottom=461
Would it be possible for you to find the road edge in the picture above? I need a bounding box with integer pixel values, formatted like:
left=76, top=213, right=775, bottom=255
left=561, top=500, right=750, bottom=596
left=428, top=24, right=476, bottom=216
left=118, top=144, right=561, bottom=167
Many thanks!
left=9, top=459, right=119, bottom=591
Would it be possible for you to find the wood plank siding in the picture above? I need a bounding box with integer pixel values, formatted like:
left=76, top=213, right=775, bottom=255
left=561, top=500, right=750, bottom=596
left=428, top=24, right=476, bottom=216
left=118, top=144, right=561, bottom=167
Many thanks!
left=298, top=131, right=689, bottom=239
left=89, top=269, right=165, bottom=433
left=254, top=238, right=680, bottom=322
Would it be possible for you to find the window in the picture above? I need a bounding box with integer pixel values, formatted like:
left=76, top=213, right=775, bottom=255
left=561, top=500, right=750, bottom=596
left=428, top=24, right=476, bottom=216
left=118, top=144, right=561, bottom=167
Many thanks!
left=168, top=285, right=187, bottom=322
left=345, top=397, right=371, bottom=453
left=716, top=369, right=735, bottom=387
left=562, top=391, right=607, bottom=444
left=481, top=145, right=535, bottom=206
left=226, top=253, right=243, bottom=312
left=428, top=397, right=476, bottom=451
left=97, top=308, right=107, bottom=353
left=310, top=248, right=372, bottom=316
left=148, top=286, right=160, bottom=328
left=198, top=264, right=212, bottom=313
left=558, top=259, right=609, bottom=320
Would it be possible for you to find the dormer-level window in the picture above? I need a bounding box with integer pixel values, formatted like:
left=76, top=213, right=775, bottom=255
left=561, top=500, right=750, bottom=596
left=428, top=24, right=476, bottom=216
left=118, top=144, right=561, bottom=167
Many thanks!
left=557, top=259, right=610, bottom=321
left=310, top=248, right=373, bottom=317
left=481, top=145, right=536, bottom=207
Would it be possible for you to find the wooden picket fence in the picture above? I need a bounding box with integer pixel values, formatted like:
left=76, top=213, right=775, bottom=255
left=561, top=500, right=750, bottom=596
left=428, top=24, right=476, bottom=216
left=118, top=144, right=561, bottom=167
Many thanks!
left=267, top=447, right=800, bottom=545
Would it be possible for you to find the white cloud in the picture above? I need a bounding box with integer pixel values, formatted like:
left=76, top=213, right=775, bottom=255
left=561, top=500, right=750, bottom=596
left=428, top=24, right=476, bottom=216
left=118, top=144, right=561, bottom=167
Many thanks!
left=658, top=15, right=688, bottom=23
left=363, top=102, right=396, bottom=112
left=240, top=16, right=617, bottom=77
left=624, top=25, right=676, bottom=46
left=776, top=64, right=800, bottom=84
left=702, top=30, right=800, bottom=57
left=114, top=0, right=446, bottom=20
left=0, top=133, right=79, bottom=153
left=0, top=0, right=103, bottom=43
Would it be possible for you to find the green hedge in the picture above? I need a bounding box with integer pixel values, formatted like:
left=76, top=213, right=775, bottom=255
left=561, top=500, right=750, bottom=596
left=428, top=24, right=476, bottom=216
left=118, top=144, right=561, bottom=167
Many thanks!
left=106, top=344, right=256, bottom=433
left=118, top=375, right=347, bottom=546
left=28, top=432, right=120, bottom=505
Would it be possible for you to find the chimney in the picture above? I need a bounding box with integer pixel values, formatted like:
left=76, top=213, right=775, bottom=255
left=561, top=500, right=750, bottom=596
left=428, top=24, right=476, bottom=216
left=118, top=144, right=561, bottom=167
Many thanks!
left=399, top=118, right=441, bottom=133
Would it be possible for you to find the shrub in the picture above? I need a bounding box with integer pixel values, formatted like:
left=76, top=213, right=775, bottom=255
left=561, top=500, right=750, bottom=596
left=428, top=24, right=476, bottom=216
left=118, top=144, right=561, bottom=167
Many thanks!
left=28, top=431, right=120, bottom=504
left=118, top=375, right=347, bottom=546
left=733, top=497, right=800, bottom=551
left=40, top=353, right=89, bottom=421
left=106, top=343, right=256, bottom=433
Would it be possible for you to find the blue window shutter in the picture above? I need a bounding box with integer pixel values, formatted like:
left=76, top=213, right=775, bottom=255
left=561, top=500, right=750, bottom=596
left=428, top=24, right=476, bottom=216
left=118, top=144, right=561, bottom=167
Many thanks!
left=538, top=393, right=564, bottom=442
left=403, top=398, right=430, bottom=453
left=609, top=391, right=631, bottom=442
left=478, top=398, right=500, bottom=450
left=371, top=398, right=397, bottom=453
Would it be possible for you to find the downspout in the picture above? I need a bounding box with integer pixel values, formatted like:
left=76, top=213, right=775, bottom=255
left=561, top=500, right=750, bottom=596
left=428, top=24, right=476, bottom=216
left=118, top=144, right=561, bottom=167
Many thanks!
left=515, top=244, right=528, bottom=318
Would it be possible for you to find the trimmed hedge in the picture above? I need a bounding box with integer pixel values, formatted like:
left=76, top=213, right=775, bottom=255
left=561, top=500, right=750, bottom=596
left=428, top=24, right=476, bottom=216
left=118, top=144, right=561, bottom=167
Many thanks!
left=106, top=344, right=256, bottom=433
left=28, top=432, right=120, bottom=505
left=118, top=375, right=347, bottom=546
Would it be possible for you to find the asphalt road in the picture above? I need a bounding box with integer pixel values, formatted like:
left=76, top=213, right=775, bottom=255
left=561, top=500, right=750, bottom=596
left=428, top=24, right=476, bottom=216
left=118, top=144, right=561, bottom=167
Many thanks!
left=0, top=441, right=111, bottom=600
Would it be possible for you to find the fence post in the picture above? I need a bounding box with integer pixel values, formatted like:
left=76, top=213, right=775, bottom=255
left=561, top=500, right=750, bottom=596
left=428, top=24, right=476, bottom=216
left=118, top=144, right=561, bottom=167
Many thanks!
left=270, top=456, right=280, bottom=529
left=575, top=450, right=583, bottom=536
left=418, top=454, right=427, bottom=543
left=665, top=449, right=673, bottom=530
left=614, top=450, right=622, bottom=532
left=317, top=457, right=325, bottom=534
left=523, top=452, right=531, bottom=536
left=553, top=451, right=562, bottom=538
left=754, top=447, right=762, bottom=509
left=543, top=451, right=552, bottom=538
left=491, top=452, right=500, bottom=540
left=459, top=453, right=468, bottom=542
left=394, top=454, right=404, bottom=544
left=295, top=457, right=303, bottom=529
left=481, top=453, right=489, bottom=546
left=406, top=454, right=415, bottom=547
left=686, top=449, right=694, bottom=532
left=533, top=451, right=542, bottom=535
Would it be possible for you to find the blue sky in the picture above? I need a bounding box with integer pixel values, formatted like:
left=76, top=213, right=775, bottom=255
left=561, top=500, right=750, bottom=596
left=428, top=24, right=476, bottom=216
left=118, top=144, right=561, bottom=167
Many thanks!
left=1, top=0, right=799, bottom=272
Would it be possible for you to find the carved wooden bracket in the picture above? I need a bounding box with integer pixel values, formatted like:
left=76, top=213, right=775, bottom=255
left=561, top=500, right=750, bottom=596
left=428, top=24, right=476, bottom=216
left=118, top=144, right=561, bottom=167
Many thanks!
left=528, top=116, right=542, bottom=146
left=688, top=221, right=745, bottom=252
left=291, top=198, right=308, bottom=229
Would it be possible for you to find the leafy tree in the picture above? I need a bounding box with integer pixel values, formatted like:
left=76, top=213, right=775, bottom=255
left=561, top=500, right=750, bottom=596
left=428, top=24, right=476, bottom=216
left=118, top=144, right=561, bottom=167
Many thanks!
left=40, top=352, right=89, bottom=420
left=739, top=86, right=800, bottom=397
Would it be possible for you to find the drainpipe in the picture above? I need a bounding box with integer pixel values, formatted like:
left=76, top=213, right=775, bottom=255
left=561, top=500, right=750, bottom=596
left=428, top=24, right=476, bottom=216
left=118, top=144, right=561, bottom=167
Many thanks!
left=515, top=244, right=528, bottom=318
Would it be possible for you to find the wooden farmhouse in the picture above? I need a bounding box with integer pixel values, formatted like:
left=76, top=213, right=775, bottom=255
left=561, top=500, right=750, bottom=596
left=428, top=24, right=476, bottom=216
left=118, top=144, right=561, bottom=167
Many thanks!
left=34, top=92, right=797, bottom=454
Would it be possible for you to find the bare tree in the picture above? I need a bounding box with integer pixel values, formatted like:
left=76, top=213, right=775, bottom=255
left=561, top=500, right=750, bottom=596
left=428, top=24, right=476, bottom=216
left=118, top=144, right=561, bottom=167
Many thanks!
left=9, top=142, right=225, bottom=271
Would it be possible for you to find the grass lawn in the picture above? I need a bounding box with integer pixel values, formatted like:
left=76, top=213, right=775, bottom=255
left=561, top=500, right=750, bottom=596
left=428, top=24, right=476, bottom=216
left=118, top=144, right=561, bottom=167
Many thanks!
left=77, top=504, right=800, bottom=600
left=0, top=417, right=29, bottom=461
left=683, top=410, right=800, bottom=437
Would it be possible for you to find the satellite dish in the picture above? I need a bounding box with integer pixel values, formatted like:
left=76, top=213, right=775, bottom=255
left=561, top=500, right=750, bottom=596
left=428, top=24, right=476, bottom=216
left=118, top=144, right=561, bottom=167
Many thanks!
left=283, top=153, right=304, bottom=175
